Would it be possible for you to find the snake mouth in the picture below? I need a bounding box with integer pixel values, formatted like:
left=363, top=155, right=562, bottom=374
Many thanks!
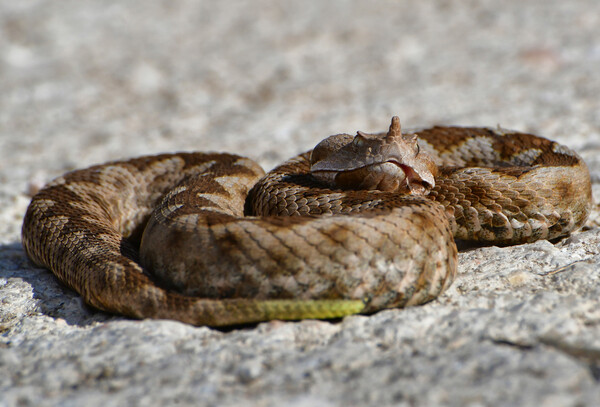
left=387, top=160, right=434, bottom=190
left=373, top=160, right=430, bottom=194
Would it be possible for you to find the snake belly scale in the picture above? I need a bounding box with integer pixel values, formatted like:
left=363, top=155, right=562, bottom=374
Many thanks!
left=21, top=117, right=592, bottom=326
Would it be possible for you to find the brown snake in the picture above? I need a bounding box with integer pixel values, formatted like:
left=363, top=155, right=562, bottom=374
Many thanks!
left=21, top=117, right=592, bottom=326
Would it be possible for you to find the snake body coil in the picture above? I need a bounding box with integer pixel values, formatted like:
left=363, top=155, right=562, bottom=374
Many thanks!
left=22, top=118, right=592, bottom=326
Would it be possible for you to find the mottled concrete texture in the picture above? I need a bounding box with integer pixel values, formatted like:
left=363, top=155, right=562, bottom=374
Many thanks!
left=1, top=1, right=599, bottom=406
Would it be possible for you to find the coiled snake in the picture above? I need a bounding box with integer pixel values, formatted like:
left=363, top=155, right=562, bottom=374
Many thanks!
left=21, top=117, right=592, bottom=326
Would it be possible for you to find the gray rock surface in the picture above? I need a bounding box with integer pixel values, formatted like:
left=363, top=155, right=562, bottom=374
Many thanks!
left=1, top=1, right=599, bottom=406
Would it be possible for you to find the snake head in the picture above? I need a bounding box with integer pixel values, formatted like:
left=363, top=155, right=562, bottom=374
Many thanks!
left=310, top=116, right=437, bottom=194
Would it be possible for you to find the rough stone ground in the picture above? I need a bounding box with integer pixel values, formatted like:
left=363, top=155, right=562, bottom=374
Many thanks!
left=1, top=1, right=599, bottom=406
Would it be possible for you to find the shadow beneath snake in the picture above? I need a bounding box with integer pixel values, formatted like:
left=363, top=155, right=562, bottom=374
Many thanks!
left=1, top=239, right=274, bottom=331
left=0, top=241, right=117, bottom=328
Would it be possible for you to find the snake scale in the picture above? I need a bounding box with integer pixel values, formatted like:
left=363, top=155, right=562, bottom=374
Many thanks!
left=21, top=117, right=592, bottom=326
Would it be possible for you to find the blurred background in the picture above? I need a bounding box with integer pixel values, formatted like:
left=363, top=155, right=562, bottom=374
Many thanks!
left=1, top=0, right=598, bottom=180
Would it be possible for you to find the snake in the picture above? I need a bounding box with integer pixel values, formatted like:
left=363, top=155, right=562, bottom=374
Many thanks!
left=21, top=117, right=592, bottom=326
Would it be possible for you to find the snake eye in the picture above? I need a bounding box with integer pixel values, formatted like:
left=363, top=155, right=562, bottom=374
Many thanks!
left=353, top=134, right=366, bottom=149
left=415, top=143, right=420, bottom=157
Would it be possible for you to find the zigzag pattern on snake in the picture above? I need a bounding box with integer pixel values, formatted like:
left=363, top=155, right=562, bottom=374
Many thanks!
left=21, top=117, right=592, bottom=326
